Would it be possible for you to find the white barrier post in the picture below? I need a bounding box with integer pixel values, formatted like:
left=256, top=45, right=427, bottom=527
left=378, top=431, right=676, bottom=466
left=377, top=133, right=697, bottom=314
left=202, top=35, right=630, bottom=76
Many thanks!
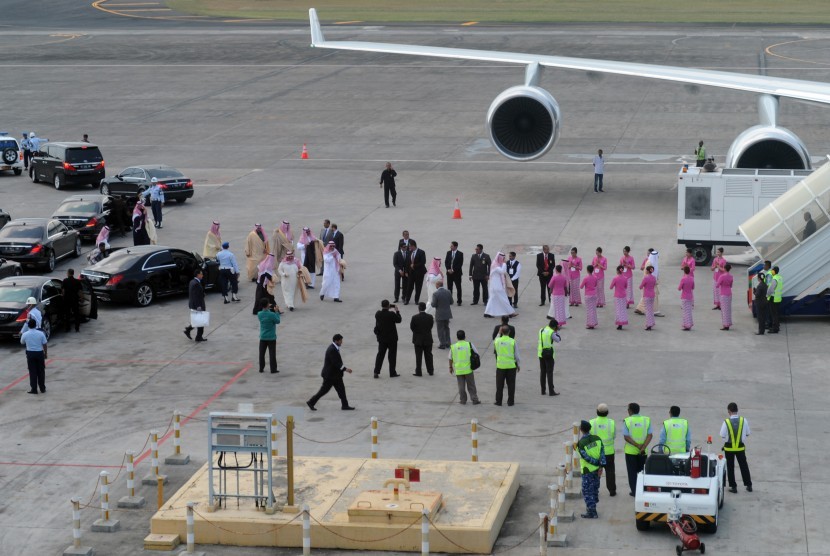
left=538, top=512, right=548, bottom=556
left=302, top=504, right=311, bottom=556
left=547, top=483, right=568, bottom=547
left=166, top=410, right=191, bottom=465
left=118, top=451, right=146, bottom=508
left=471, top=419, right=479, bottom=462
left=571, top=422, right=581, bottom=477
left=177, top=501, right=206, bottom=556
left=563, top=443, right=573, bottom=488
left=421, top=508, right=430, bottom=556
left=91, top=471, right=120, bottom=532
left=557, top=463, right=574, bottom=522
left=371, top=417, right=378, bottom=459
left=271, top=416, right=279, bottom=458
left=63, top=497, right=93, bottom=556
left=143, top=430, right=168, bottom=485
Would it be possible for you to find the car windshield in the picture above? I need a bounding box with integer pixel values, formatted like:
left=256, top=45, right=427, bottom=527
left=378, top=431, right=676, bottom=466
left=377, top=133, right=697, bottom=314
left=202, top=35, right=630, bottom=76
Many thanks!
left=0, top=225, right=43, bottom=240
left=66, top=147, right=103, bottom=163
left=0, top=140, right=17, bottom=149
left=57, top=201, right=99, bottom=213
left=146, top=168, right=184, bottom=179
left=0, top=286, right=36, bottom=303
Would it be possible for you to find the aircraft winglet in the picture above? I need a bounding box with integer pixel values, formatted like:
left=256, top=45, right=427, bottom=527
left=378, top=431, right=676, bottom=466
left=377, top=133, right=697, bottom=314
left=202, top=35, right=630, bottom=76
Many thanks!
left=309, top=8, right=325, bottom=46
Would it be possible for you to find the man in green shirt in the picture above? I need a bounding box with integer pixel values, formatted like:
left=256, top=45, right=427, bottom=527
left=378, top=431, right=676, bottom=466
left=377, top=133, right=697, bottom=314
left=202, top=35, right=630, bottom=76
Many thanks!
left=695, top=140, right=706, bottom=167
left=257, top=297, right=281, bottom=373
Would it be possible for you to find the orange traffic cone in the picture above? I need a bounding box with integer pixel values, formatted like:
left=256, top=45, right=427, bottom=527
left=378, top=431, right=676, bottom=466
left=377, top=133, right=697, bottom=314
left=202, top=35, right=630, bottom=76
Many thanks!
left=301, top=144, right=309, bottom=160
left=452, top=198, right=462, bottom=219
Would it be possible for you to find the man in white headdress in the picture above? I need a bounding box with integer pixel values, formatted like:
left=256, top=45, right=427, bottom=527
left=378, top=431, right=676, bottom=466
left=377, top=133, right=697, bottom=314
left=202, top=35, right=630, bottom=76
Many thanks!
left=271, top=220, right=293, bottom=262
left=278, top=251, right=305, bottom=311
left=296, top=227, right=324, bottom=289
left=319, top=242, right=342, bottom=302
left=245, top=224, right=269, bottom=282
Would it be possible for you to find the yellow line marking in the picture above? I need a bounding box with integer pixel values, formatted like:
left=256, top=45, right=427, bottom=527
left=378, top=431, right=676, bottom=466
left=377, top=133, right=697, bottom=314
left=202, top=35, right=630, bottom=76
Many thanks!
left=461, top=21, right=478, bottom=26
left=765, top=38, right=830, bottom=67
left=114, top=8, right=172, bottom=11
left=334, top=20, right=363, bottom=25
left=104, top=2, right=161, bottom=5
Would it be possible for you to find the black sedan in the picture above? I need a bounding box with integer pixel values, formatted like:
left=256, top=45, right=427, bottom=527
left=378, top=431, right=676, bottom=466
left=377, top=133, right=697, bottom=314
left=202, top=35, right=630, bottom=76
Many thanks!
left=51, top=195, right=129, bottom=243
left=81, top=245, right=219, bottom=307
left=99, top=165, right=194, bottom=204
left=0, top=275, right=97, bottom=339
left=0, top=219, right=82, bottom=271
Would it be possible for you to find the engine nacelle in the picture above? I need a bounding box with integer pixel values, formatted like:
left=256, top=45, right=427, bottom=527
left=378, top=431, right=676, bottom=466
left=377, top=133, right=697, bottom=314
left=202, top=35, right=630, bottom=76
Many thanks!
left=725, top=125, right=811, bottom=170
left=486, top=85, right=561, bottom=161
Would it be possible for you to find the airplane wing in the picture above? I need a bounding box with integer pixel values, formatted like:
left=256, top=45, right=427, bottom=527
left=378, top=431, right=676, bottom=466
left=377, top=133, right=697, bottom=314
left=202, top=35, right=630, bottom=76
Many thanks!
left=309, top=8, right=830, bottom=105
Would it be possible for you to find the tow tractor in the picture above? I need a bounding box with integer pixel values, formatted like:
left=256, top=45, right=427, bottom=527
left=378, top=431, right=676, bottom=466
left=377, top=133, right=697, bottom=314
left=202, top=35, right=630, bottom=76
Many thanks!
left=634, top=441, right=726, bottom=551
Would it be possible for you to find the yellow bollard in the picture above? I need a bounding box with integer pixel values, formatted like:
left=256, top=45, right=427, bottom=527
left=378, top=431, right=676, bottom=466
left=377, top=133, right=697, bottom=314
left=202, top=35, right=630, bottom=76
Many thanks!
left=371, top=416, right=378, bottom=459
left=157, top=476, right=164, bottom=511
left=471, top=419, right=479, bottom=462
left=92, top=471, right=120, bottom=532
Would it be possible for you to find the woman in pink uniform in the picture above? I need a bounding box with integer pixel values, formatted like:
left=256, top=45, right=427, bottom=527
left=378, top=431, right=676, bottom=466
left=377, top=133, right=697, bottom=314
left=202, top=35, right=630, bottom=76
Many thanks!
left=710, top=247, right=726, bottom=309
left=547, top=265, right=569, bottom=326
left=639, top=265, right=657, bottom=330
left=609, top=265, right=629, bottom=330
left=592, top=247, right=607, bottom=308
left=681, top=248, right=696, bottom=276
left=678, top=266, right=695, bottom=330
left=716, top=263, right=734, bottom=330
left=580, top=265, right=599, bottom=329
left=620, top=246, right=636, bottom=307
left=566, top=247, right=582, bottom=306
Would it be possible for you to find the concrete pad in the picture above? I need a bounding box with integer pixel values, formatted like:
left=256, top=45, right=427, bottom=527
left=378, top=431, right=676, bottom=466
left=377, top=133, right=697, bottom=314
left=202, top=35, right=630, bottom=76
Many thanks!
left=90, top=518, right=121, bottom=533
left=62, top=547, right=94, bottom=556
left=117, top=495, right=146, bottom=509
left=150, top=456, right=519, bottom=553
left=143, top=533, right=181, bottom=551
left=547, top=533, right=569, bottom=547
left=142, top=473, right=169, bottom=486
left=165, top=453, right=192, bottom=466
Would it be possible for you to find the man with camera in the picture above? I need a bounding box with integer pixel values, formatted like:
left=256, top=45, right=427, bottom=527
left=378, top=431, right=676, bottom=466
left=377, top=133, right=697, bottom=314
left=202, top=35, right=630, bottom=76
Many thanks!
left=373, top=299, right=402, bottom=379
left=257, top=297, right=282, bottom=374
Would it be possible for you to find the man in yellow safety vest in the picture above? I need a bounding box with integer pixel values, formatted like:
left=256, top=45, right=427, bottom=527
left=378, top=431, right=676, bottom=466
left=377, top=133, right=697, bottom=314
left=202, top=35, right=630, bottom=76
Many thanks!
left=768, top=267, right=783, bottom=333
left=590, top=403, right=616, bottom=496
left=449, top=329, right=480, bottom=405
left=719, top=402, right=752, bottom=493
left=660, top=406, right=690, bottom=455
left=493, top=325, right=520, bottom=406
left=623, top=402, right=652, bottom=497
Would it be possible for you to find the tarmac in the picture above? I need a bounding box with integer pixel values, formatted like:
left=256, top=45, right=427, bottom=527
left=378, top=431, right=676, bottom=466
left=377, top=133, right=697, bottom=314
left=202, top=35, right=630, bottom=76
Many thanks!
left=2, top=2, right=830, bottom=555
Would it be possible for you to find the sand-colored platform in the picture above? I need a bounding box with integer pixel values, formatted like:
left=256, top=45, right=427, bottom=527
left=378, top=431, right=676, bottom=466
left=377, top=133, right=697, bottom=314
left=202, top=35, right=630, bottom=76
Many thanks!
left=148, top=456, right=520, bottom=553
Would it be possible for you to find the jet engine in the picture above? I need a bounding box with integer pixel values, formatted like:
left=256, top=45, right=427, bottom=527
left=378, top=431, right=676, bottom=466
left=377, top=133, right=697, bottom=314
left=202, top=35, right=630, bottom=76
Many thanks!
left=486, top=85, right=561, bottom=161
left=725, top=125, right=811, bottom=170
left=725, top=95, right=812, bottom=170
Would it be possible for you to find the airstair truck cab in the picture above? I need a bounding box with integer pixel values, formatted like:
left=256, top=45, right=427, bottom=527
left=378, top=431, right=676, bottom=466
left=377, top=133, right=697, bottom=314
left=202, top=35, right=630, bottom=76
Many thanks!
left=677, top=167, right=811, bottom=265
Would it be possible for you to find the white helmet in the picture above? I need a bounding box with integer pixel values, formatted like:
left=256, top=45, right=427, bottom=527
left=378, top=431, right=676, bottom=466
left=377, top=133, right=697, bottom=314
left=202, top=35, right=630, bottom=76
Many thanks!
left=29, top=132, right=36, bottom=137
left=151, top=177, right=158, bottom=183
left=26, top=297, right=37, bottom=305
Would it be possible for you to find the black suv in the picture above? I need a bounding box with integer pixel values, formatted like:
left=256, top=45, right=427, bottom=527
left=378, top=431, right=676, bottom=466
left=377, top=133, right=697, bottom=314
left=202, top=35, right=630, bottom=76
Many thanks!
left=30, top=142, right=105, bottom=190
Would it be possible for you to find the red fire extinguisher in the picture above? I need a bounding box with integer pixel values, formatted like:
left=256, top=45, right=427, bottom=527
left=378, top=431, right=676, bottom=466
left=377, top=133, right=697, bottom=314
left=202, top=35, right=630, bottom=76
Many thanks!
left=690, top=447, right=702, bottom=479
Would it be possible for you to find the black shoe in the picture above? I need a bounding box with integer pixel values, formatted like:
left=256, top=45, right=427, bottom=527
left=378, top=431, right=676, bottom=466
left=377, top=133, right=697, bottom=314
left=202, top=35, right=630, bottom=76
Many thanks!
left=755, top=332, right=764, bottom=335
left=609, top=491, right=616, bottom=497
left=550, top=391, right=560, bottom=396
left=289, top=307, right=294, bottom=311
left=40, top=388, right=46, bottom=393
left=27, top=390, right=37, bottom=394
left=306, top=401, right=317, bottom=411
left=394, top=299, right=399, bottom=303
left=483, top=314, right=494, bottom=318
left=581, top=512, right=598, bottom=519
left=507, top=402, right=514, bottom=406
left=729, top=486, right=737, bottom=493
left=183, top=327, right=192, bottom=339
left=413, top=373, right=422, bottom=376
left=259, top=369, right=264, bottom=373
left=494, top=402, right=502, bottom=406
left=457, top=301, right=462, bottom=306
left=320, top=295, right=324, bottom=300
left=427, top=372, right=433, bottom=376
left=392, top=200, right=396, bottom=207
left=333, top=298, right=342, bottom=303
left=195, top=337, right=207, bottom=342
left=541, top=391, right=546, bottom=395
left=390, top=373, right=400, bottom=378
left=472, top=400, right=481, bottom=405
left=342, top=406, right=355, bottom=410
left=403, top=301, right=409, bottom=305
left=539, top=301, right=545, bottom=306
left=629, top=492, right=634, bottom=497
left=374, top=374, right=379, bottom=379
left=746, top=485, right=753, bottom=492
left=306, top=285, right=314, bottom=290
left=471, top=302, right=478, bottom=306
left=271, top=370, right=279, bottom=374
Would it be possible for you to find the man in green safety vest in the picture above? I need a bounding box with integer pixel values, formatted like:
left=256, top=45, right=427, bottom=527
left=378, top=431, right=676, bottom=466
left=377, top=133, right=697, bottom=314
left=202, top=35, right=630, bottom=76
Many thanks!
left=493, top=325, right=520, bottom=406
left=577, top=420, right=605, bottom=519
left=590, top=403, right=616, bottom=496
left=695, top=140, right=706, bottom=167
left=768, top=266, right=783, bottom=333
left=537, top=318, right=561, bottom=396
left=623, top=402, right=652, bottom=497
left=719, top=402, right=752, bottom=493
left=660, top=406, right=690, bottom=455
left=449, top=330, right=480, bottom=405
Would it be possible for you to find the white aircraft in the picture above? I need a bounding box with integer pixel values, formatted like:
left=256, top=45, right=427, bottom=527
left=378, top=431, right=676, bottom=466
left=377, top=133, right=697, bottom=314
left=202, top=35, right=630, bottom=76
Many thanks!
left=309, top=8, right=830, bottom=168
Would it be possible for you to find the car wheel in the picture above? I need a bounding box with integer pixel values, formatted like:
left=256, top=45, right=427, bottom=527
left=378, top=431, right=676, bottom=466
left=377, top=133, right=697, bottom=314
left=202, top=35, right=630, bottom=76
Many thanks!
left=134, top=282, right=154, bottom=307
left=41, top=318, right=51, bottom=340
left=700, top=542, right=706, bottom=554
left=100, top=183, right=110, bottom=195
left=176, top=198, right=187, bottom=204
left=45, top=251, right=56, bottom=272
left=31, top=168, right=39, bottom=183
left=73, top=238, right=82, bottom=258
left=635, top=518, right=650, bottom=531
left=13, top=168, right=22, bottom=176
left=1, top=148, right=16, bottom=165
left=54, top=174, right=62, bottom=190
left=687, top=244, right=712, bottom=266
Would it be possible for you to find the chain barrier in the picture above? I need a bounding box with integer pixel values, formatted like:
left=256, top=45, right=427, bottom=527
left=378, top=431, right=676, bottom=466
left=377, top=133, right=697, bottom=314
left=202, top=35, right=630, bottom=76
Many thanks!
left=377, top=419, right=468, bottom=429
left=478, top=423, right=572, bottom=438
left=292, top=423, right=371, bottom=444
left=77, top=474, right=102, bottom=510
left=192, top=507, right=302, bottom=536
left=491, top=519, right=545, bottom=554
left=309, top=513, right=422, bottom=543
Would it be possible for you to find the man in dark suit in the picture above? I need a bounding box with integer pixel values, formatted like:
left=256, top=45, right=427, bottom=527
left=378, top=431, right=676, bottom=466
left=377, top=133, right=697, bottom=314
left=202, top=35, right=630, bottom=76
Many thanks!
left=393, top=242, right=410, bottom=303
left=61, top=268, right=82, bottom=332
left=431, top=280, right=453, bottom=349
left=468, top=244, right=491, bottom=305
left=491, top=315, right=516, bottom=340
left=536, top=245, right=556, bottom=306
left=184, top=269, right=207, bottom=342
left=318, top=219, right=332, bottom=276
left=444, top=241, right=464, bottom=305
left=410, top=302, right=435, bottom=376
left=330, top=223, right=344, bottom=256
left=404, top=240, right=426, bottom=304
left=306, top=334, right=354, bottom=410
left=373, top=300, right=402, bottom=378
